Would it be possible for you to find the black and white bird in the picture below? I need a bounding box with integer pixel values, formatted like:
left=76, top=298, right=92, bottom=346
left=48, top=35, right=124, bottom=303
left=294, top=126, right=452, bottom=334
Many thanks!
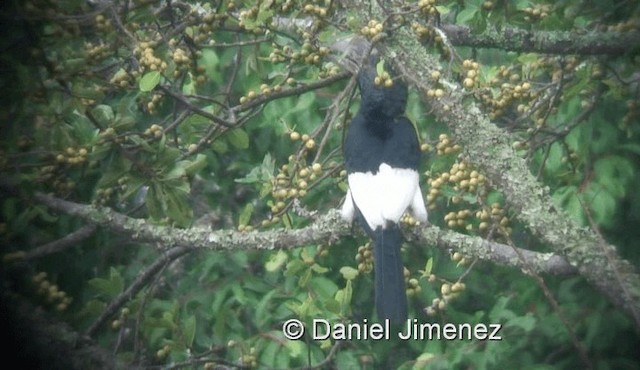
left=341, top=57, right=427, bottom=323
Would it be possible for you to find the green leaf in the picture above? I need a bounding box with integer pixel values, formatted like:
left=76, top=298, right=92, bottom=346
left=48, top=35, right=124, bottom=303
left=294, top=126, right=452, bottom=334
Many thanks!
left=146, top=182, right=193, bottom=226
left=336, top=280, right=353, bottom=313
left=88, top=267, right=124, bottom=298
left=339, top=266, right=359, bottom=280
left=593, top=156, right=634, bottom=198
left=254, top=290, right=278, bottom=326
left=265, top=250, right=288, bottom=272
left=260, top=340, right=283, bottom=367
left=200, top=49, right=220, bottom=83
left=226, top=128, right=250, bottom=149
left=457, top=8, right=478, bottom=24
left=285, top=339, right=303, bottom=358
left=238, top=203, right=254, bottom=227
left=489, top=297, right=517, bottom=324
left=414, top=353, right=437, bottom=369
left=335, top=350, right=361, bottom=370
left=585, top=187, right=617, bottom=227
left=182, top=72, right=196, bottom=95
left=139, top=71, right=161, bottom=92
left=109, top=267, right=124, bottom=292
left=298, top=267, right=312, bottom=287
left=310, top=263, right=329, bottom=273
left=164, top=185, right=193, bottom=227
left=434, top=5, right=451, bottom=15
left=87, top=277, right=117, bottom=298
left=282, top=213, right=293, bottom=229
left=285, top=259, right=306, bottom=276
left=231, top=284, right=248, bottom=305
left=183, top=315, right=196, bottom=348
left=324, top=297, right=341, bottom=314
left=620, top=143, right=640, bottom=156
left=90, top=105, right=115, bottom=125
left=211, top=139, right=228, bottom=154
left=235, top=153, right=274, bottom=184
left=78, top=299, right=107, bottom=321
left=424, top=257, right=433, bottom=276
left=505, top=314, right=536, bottom=332
left=553, top=186, right=586, bottom=225
left=376, top=59, right=385, bottom=76
left=164, top=164, right=186, bottom=181
left=182, top=154, right=208, bottom=176
left=256, top=4, right=274, bottom=25
left=309, top=276, right=339, bottom=299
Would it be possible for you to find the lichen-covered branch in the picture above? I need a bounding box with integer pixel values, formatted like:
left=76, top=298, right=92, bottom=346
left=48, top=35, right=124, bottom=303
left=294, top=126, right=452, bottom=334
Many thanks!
left=409, top=226, right=577, bottom=276
left=440, top=24, right=640, bottom=56
left=31, top=191, right=574, bottom=276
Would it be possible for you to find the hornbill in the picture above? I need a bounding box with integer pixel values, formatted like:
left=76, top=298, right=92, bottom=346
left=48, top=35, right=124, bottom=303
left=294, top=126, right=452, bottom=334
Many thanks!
left=341, top=57, right=427, bottom=323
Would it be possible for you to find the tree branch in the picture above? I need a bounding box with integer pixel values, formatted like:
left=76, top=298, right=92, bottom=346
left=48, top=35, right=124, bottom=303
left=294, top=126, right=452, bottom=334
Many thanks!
left=440, top=24, right=640, bottom=56
left=85, top=246, right=193, bottom=337
left=30, top=191, right=575, bottom=276
left=23, top=225, right=97, bottom=261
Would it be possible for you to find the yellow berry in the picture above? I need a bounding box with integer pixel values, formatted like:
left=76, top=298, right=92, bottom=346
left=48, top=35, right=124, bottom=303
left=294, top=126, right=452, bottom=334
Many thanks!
left=305, top=139, right=316, bottom=149
left=111, top=319, right=122, bottom=330
left=463, top=78, right=475, bottom=88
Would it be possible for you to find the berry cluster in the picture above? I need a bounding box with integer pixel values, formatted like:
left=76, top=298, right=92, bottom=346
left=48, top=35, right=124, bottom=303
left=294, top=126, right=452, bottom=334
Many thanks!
left=418, top=0, right=438, bottom=17
left=134, top=41, right=168, bottom=72
left=480, top=65, right=535, bottom=120
left=355, top=242, right=373, bottom=274
left=32, top=271, right=73, bottom=312
left=94, top=14, right=112, bottom=33
left=462, top=59, right=480, bottom=90
left=425, top=279, right=466, bottom=316
left=360, top=19, right=384, bottom=40
left=521, top=3, right=552, bottom=22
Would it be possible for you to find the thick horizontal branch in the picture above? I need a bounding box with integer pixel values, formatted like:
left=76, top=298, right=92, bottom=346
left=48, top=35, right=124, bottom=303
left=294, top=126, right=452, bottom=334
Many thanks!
left=441, top=24, right=640, bottom=56
left=31, top=192, right=575, bottom=276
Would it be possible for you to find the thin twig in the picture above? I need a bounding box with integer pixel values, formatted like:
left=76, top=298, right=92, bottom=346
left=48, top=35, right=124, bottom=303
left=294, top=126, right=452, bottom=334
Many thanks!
left=85, top=246, right=193, bottom=337
left=23, top=225, right=97, bottom=261
left=503, top=231, right=592, bottom=369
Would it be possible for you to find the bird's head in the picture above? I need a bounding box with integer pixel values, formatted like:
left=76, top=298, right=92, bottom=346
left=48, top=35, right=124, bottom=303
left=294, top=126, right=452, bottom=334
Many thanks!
left=357, top=56, right=408, bottom=118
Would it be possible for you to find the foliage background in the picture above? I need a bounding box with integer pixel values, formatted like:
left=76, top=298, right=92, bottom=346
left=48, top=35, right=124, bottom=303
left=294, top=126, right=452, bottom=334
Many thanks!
left=1, top=0, right=640, bottom=369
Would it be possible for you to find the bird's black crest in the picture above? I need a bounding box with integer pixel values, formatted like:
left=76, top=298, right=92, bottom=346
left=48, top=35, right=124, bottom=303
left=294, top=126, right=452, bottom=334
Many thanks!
left=357, top=56, right=408, bottom=119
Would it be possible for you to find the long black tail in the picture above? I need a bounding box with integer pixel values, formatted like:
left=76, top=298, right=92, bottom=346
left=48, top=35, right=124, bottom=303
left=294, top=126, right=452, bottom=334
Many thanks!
left=373, top=225, right=408, bottom=323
